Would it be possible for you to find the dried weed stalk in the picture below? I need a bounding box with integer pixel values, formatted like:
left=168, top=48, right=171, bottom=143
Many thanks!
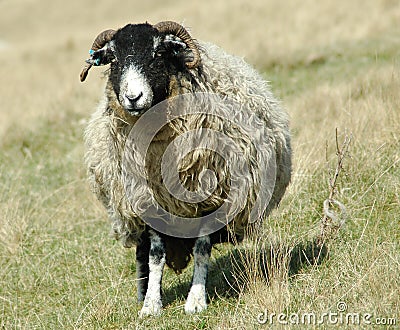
left=318, top=128, right=352, bottom=246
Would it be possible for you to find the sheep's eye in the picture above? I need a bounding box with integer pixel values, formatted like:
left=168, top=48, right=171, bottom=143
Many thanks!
left=155, top=48, right=166, bottom=58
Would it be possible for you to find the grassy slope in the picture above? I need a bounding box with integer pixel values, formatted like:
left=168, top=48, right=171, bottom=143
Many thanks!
left=1, top=1, right=399, bottom=329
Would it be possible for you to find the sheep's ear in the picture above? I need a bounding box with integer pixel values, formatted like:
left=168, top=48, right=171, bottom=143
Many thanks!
left=86, top=42, right=115, bottom=66
left=80, top=40, right=115, bottom=82
left=163, top=36, right=188, bottom=58
left=162, top=35, right=201, bottom=69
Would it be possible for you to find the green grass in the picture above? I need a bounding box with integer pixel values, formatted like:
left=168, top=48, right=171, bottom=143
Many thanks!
left=266, top=37, right=399, bottom=103
left=1, top=25, right=399, bottom=330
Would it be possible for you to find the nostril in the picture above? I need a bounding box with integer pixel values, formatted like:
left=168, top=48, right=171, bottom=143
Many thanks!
left=125, top=92, right=143, bottom=103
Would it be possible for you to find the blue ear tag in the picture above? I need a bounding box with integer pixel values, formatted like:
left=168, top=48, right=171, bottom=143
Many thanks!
left=88, top=49, right=100, bottom=66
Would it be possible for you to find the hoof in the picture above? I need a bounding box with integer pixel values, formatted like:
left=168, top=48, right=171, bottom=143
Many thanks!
left=139, top=299, right=162, bottom=318
left=184, top=289, right=207, bottom=314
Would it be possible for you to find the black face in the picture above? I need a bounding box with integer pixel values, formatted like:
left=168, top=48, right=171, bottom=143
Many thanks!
left=89, top=23, right=189, bottom=115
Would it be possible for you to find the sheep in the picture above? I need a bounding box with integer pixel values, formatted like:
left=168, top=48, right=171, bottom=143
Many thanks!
left=80, top=21, right=292, bottom=316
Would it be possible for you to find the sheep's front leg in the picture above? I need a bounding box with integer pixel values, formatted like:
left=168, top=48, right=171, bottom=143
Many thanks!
left=185, top=235, right=211, bottom=314
left=136, top=230, right=150, bottom=302
left=139, top=230, right=165, bottom=317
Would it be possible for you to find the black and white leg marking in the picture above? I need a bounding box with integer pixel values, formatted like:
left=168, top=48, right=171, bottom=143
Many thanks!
left=139, top=229, right=166, bottom=317
left=136, top=230, right=150, bottom=302
left=185, top=235, right=211, bottom=314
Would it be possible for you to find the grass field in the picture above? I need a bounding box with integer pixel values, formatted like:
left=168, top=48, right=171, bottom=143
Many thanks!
left=1, top=0, right=399, bottom=329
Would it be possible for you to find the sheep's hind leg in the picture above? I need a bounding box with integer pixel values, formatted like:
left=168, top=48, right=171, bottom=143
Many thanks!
left=185, top=235, right=211, bottom=314
left=139, top=229, right=166, bottom=317
left=136, top=229, right=150, bottom=302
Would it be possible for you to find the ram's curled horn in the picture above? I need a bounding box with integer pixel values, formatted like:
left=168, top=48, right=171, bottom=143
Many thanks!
left=80, top=29, right=117, bottom=82
left=90, top=29, right=117, bottom=51
left=154, top=21, right=201, bottom=69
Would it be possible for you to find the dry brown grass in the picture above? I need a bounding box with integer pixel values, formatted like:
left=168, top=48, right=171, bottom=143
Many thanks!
left=1, top=0, right=399, bottom=135
left=0, top=1, right=399, bottom=329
